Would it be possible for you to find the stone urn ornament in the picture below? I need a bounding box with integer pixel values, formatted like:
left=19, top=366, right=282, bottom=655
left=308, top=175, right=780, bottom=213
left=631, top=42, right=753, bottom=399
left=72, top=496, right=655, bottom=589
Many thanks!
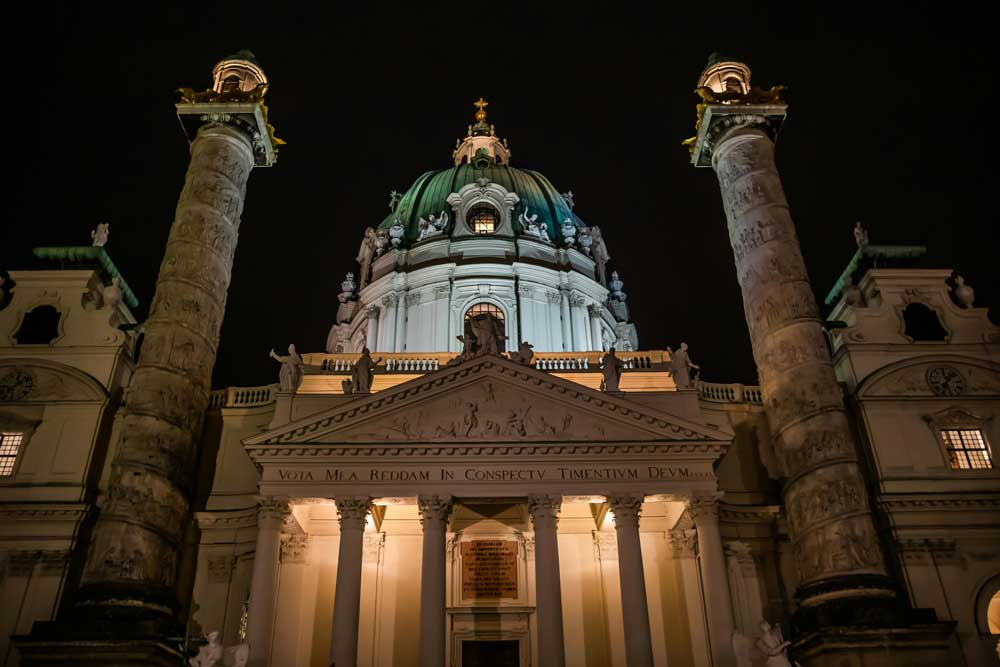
left=389, top=219, right=406, bottom=248
left=560, top=219, right=577, bottom=247
left=952, top=274, right=975, bottom=308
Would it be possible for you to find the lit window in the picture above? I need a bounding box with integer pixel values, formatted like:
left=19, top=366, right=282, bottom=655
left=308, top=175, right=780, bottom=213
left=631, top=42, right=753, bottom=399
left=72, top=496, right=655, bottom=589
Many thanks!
left=0, top=432, right=24, bottom=476
left=468, top=205, right=498, bottom=235
left=941, top=429, right=993, bottom=469
left=465, top=303, right=504, bottom=321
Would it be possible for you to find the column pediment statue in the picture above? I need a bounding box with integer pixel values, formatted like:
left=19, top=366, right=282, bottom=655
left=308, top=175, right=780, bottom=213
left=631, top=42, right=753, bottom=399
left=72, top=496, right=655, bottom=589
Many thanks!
left=511, top=340, right=534, bottom=365
left=344, top=347, right=380, bottom=394
left=91, top=222, right=110, bottom=247
left=450, top=314, right=506, bottom=364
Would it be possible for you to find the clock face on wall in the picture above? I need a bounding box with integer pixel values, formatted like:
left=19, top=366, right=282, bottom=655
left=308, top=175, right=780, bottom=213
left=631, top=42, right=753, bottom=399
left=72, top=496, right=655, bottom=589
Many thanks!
left=926, top=366, right=966, bottom=397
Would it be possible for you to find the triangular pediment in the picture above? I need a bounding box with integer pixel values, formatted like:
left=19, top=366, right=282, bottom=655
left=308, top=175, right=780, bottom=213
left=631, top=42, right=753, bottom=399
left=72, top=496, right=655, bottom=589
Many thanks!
left=245, top=355, right=731, bottom=446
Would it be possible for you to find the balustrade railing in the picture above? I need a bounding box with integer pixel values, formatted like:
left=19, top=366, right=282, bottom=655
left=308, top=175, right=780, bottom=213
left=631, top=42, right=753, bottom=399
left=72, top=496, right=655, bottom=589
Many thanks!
left=208, top=383, right=278, bottom=409
left=696, top=380, right=763, bottom=404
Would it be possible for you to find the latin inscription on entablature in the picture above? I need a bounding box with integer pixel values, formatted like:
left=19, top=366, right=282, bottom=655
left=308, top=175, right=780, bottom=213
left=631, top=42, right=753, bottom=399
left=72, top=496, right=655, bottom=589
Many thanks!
left=265, top=462, right=703, bottom=494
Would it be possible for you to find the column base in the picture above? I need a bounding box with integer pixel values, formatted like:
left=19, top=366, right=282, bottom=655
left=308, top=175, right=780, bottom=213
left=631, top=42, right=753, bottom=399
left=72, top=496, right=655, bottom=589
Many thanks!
left=14, top=618, right=185, bottom=667
left=792, top=622, right=959, bottom=667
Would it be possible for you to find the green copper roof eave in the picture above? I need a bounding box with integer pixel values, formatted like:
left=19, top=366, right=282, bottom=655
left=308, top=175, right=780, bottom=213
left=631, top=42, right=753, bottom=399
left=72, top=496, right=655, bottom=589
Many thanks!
left=824, top=244, right=927, bottom=306
left=32, top=246, right=140, bottom=309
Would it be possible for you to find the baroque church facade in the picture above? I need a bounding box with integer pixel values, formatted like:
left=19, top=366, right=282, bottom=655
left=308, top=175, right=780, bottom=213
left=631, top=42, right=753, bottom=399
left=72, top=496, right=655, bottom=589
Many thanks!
left=1, top=52, right=999, bottom=667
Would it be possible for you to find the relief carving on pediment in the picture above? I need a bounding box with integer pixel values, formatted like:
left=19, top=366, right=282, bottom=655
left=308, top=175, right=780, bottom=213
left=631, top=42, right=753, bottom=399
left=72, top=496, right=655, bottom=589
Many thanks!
left=341, top=381, right=639, bottom=442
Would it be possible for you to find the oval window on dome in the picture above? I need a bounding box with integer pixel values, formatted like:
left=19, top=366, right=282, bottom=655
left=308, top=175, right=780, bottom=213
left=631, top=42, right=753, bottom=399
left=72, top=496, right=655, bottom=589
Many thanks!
left=467, top=204, right=499, bottom=235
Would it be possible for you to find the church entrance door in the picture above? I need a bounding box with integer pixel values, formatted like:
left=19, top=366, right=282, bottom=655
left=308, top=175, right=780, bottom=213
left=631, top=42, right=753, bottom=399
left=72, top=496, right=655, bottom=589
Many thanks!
left=461, top=639, right=519, bottom=667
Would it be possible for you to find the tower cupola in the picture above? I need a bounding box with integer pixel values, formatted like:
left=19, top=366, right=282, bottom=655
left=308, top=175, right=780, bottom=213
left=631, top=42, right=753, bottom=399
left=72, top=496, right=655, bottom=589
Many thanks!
left=697, top=53, right=751, bottom=95
left=212, top=49, right=268, bottom=94
left=452, top=98, right=511, bottom=167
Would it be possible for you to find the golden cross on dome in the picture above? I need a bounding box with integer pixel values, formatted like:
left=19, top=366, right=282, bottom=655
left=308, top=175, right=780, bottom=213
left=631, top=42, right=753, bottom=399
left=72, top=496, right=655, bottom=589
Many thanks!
left=474, top=97, right=488, bottom=122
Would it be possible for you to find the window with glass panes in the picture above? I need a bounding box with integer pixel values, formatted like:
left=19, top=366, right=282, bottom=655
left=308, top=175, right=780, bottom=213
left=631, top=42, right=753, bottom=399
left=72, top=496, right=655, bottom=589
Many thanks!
left=0, top=432, right=24, bottom=476
left=941, top=429, right=993, bottom=469
left=465, top=303, right=504, bottom=321
left=467, top=205, right=499, bottom=234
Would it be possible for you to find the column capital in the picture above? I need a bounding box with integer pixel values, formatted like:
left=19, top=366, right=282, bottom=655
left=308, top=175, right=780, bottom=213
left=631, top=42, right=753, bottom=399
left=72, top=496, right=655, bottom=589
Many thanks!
left=607, top=493, right=644, bottom=527
left=587, top=303, right=601, bottom=316
left=257, top=496, right=291, bottom=522
left=334, top=497, right=372, bottom=530
left=366, top=303, right=381, bottom=317
left=381, top=292, right=398, bottom=307
left=686, top=491, right=724, bottom=521
left=668, top=528, right=698, bottom=558
left=417, top=495, right=453, bottom=526
left=527, top=494, right=563, bottom=522
left=569, top=293, right=587, bottom=307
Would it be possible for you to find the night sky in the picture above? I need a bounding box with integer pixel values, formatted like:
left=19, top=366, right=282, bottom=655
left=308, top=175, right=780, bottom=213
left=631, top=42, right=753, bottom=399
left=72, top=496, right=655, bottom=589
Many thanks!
left=2, top=4, right=995, bottom=389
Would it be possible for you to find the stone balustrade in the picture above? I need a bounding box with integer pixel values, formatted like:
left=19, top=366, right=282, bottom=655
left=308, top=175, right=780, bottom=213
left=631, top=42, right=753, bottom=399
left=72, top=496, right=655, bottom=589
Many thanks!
left=208, top=383, right=279, bottom=409
left=696, top=380, right=763, bottom=404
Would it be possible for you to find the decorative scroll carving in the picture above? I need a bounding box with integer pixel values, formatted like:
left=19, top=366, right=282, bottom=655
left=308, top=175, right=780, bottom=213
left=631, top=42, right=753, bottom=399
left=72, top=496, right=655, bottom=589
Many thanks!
left=207, top=555, right=235, bottom=582
left=363, top=532, right=385, bottom=561
left=593, top=531, right=619, bottom=560
left=279, top=534, right=310, bottom=564
left=686, top=492, right=722, bottom=521
left=669, top=528, right=698, bottom=558
left=257, top=497, right=291, bottom=522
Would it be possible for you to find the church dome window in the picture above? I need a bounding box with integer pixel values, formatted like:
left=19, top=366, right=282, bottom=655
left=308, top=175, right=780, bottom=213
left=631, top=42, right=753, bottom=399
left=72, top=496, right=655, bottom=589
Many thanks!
left=465, top=302, right=504, bottom=322
left=468, top=204, right=499, bottom=235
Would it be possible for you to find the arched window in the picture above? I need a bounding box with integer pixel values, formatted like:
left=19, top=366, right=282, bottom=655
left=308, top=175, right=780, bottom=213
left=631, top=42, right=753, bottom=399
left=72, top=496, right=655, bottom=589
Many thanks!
left=14, top=305, right=61, bottom=344
left=902, top=303, right=948, bottom=341
left=467, top=204, right=499, bottom=235
left=221, top=74, right=241, bottom=92
left=465, top=302, right=504, bottom=322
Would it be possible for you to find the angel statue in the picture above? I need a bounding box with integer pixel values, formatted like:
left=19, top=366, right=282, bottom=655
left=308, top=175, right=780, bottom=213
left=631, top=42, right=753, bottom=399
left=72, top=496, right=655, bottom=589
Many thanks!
left=755, top=620, right=795, bottom=667
left=589, top=225, right=611, bottom=285
left=388, top=190, right=402, bottom=212
left=560, top=219, right=577, bottom=247
left=519, top=208, right=550, bottom=242
left=562, top=190, right=575, bottom=210
left=269, top=344, right=303, bottom=392
left=853, top=221, right=869, bottom=248
left=91, top=223, right=110, bottom=247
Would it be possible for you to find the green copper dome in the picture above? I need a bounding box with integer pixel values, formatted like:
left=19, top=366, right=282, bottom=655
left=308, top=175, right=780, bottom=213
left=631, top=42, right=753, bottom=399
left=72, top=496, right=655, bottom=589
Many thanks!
left=378, top=163, right=583, bottom=243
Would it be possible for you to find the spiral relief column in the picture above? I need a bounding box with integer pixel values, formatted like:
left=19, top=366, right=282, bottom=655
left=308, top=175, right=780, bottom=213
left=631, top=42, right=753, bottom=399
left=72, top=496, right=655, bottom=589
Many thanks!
left=15, top=53, right=280, bottom=666
left=687, top=56, right=896, bottom=630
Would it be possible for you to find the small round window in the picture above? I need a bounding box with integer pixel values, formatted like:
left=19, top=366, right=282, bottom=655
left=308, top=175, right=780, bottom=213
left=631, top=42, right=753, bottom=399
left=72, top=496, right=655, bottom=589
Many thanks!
left=468, top=204, right=499, bottom=235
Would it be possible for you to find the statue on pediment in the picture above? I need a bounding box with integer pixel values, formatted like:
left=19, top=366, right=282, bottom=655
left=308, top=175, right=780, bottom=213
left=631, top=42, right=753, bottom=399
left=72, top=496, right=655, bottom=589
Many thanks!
left=668, top=342, right=699, bottom=390
left=450, top=313, right=506, bottom=364
left=511, top=340, right=534, bottom=365
left=600, top=347, right=625, bottom=392
left=269, top=344, right=303, bottom=392
left=347, top=347, right=380, bottom=394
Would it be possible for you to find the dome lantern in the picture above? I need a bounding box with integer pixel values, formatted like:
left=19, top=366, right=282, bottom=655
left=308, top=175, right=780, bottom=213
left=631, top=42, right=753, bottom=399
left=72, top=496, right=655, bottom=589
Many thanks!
left=452, top=98, right=511, bottom=167
left=697, top=53, right=751, bottom=96
left=212, top=49, right=268, bottom=94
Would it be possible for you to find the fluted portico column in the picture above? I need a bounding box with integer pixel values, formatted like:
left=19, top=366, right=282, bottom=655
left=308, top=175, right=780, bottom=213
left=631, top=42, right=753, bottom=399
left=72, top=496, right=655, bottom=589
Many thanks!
left=246, top=498, right=289, bottom=667
left=330, top=498, right=371, bottom=667
left=378, top=293, right=397, bottom=353
left=558, top=289, right=572, bottom=352
left=570, top=294, right=589, bottom=351
left=365, top=305, right=379, bottom=351
left=688, top=493, right=735, bottom=667
left=395, top=292, right=411, bottom=352
left=528, top=495, right=566, bottom=667
left=692, top=90, right=893, bottom=619
left=417, top=496, right=453, bottom=667
left=607, top=494, right=654, bottom=667
left=588, top=305, right=603, bottom=351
